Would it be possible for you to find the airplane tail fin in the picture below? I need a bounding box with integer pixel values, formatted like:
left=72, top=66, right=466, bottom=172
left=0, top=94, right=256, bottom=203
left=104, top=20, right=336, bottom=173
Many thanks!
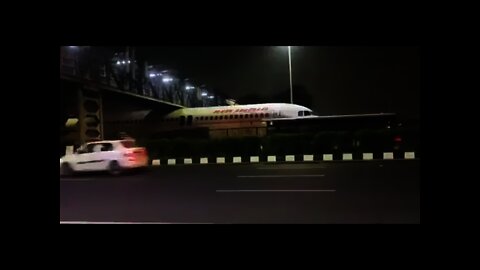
left=226, top=99, right=238, bottom=106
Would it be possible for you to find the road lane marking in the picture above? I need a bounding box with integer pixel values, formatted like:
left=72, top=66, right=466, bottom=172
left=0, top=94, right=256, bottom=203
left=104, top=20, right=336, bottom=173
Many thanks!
left=216, top=189, right=336, bottom=192
left=60, top=221, right=213, bottom=224
left=256, top=167, right=325, bottom=170
left=237, top=174, right=325, bottom=178
left=60, top=178, right=96, bottom=181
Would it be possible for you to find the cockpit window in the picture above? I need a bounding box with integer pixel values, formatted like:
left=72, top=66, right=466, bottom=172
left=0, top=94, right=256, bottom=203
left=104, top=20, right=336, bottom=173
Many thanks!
left=298, top=111, right=304, bottom=117
left=304, top=111, right=311, bottom=116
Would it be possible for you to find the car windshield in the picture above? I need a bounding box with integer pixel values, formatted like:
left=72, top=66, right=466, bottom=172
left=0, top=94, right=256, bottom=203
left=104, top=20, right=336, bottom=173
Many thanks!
left=120, top=140, right=137, bottom=148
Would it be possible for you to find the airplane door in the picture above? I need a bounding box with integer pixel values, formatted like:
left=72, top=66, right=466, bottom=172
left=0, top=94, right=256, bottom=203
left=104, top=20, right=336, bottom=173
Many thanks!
left=186, top=115, right=193, bottom=126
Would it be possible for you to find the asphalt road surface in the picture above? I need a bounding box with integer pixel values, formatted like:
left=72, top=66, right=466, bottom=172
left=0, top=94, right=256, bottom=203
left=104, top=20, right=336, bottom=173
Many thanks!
left=60, top=160, right=420, bottom=224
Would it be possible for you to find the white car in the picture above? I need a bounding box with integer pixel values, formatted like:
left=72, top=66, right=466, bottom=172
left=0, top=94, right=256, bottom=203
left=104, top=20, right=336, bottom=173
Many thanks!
left=60, top=139, right=149, bottom=176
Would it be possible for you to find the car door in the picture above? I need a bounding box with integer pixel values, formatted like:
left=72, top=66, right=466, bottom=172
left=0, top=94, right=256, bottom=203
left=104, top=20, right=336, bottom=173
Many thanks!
left=88, top=143, right=106, bottom=171
left=96, top=143, right=114, bottom=170
left=75, top=144, right=95, bottom=171
left=77, top=143, right=106, bottom=171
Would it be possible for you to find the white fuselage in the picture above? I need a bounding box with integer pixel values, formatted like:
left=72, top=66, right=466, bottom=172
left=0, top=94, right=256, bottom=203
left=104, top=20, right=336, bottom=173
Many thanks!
left=160, top=103, right=314, bottom=130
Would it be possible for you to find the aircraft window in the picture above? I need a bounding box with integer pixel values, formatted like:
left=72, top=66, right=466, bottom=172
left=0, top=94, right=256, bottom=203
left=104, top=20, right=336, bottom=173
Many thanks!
left=265, top=113, right=270, bottom=118
left=234, top=115, right=238, bottom=119
left=214, top=116, right=218, bottom=120
left=304, top=111, right=311, bottom=116
left=260, top=113, right=264, bottom=118
left=220, top=116, right=223, bottom=120
left=239, top=115, right=243, bottom=119
left=195, top=117, right=199, bottom=121
left=255, top=114, right=259, bottom=118
left=298, top=111, right=304, bottom=117
left=245, top=114, right=249, bottom=119
left=229, top=115, right=233, bottom=119
left=210, top=116, right=213, bottom=120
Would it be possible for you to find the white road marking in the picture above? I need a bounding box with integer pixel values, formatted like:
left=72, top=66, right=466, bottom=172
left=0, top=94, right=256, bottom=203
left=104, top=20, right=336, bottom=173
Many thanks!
left=216, top=189, right=336, bottom=192
left=237, top=174, right=325, bottom=178
left=256, top=167, right=325, bottom=170
left=60, top=178, right=96, bottom=182
left=60, top=221, right=213, bottom=224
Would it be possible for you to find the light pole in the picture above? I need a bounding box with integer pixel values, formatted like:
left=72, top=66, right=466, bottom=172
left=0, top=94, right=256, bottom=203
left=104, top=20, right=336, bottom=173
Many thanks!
left=288, top=46, right=293, bottom=104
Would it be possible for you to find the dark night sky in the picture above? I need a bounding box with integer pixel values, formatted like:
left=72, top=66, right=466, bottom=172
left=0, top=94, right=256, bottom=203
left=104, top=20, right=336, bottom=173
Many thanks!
left=136, top=46, right=419, bottom=120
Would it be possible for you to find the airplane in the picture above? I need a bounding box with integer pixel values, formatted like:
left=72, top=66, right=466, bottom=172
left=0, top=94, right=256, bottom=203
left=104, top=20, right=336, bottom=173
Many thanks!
left=156, top=103, right=313, bottom=130
left=153, top=103, right=395, bottom=131
left=103, top=101, right=396, bottom=139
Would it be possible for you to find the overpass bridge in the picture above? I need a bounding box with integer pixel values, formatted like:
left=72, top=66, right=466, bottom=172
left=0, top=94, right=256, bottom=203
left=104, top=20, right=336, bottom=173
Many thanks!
left=60, top=46, right=220, bottom=149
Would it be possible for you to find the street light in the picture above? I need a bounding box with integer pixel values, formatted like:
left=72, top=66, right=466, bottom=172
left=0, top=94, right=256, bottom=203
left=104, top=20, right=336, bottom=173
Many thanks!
left=288, top=46, right=293, bottom=104
left=162, top=77, right=173, bottom=83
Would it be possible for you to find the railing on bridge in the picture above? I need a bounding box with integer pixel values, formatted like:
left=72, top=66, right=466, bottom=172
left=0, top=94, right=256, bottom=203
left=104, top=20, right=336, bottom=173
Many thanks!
left=60, top=46, right=225, bottom=108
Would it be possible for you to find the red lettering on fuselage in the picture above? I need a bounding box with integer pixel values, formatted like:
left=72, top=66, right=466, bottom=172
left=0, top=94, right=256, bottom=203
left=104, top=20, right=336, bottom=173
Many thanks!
left=212, top=107, right=269, bottom=114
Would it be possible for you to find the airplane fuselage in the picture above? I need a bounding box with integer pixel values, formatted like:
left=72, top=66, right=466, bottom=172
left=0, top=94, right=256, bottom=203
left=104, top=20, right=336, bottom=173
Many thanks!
left=160, top=103, right=314, bottom=130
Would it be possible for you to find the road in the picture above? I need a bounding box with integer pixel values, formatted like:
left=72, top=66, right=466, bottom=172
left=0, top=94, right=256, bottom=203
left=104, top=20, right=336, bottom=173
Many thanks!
left=60, top=160, right=420, bottom=224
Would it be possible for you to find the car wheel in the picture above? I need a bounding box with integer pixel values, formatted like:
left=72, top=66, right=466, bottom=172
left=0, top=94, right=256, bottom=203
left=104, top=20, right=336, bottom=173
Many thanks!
left=61, top=163, right=74, bottom=176
left=108, top=160, right=122, bottom=175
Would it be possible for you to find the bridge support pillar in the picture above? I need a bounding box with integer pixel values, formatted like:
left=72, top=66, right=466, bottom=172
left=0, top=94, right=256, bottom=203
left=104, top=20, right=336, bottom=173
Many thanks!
left=77, top=85, right=104, bottom=144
